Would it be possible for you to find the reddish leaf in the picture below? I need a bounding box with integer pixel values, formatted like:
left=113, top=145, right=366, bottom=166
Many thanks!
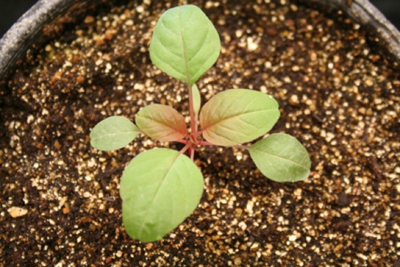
left=136, top=104, right=188, bottom=142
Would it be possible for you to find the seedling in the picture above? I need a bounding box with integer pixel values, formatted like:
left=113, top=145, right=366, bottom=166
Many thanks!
left=90, top=5, right=311, bottom=242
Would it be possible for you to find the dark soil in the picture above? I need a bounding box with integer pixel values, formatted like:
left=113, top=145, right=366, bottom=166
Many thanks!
left=1, top=0, right=399, bottom=266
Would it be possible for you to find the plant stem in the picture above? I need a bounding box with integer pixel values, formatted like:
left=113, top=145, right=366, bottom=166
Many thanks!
left=187, top=83, right=197, bottom=135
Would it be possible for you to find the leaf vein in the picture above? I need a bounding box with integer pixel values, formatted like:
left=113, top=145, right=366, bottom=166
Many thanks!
left=203, top=109, right=276, bottom=132
left=137, top=152, right=181, bottom=239
left=250, top=147, right=309, bottom=171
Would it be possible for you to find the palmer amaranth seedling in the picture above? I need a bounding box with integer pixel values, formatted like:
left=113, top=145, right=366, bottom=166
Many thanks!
left=90, top=4, right=311, bottom=242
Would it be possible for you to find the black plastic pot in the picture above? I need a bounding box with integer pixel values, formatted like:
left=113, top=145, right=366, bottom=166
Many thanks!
left=0, top=0, right=120, bottom=81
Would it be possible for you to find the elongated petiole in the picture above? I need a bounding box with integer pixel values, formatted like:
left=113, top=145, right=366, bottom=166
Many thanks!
left=190, top=146, right=195, bottom=160
left=179, top=142, right=192, bottom=154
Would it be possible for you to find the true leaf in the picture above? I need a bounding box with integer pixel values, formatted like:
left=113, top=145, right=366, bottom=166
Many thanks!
left=149, top=5, right=220, bottom=85
left=192, top=83, right=201, bottom=116
left=199, top=89, right=280, bottom=146
left=248, top=133, right=311, bottom=182
left=136, top=104, right=188, bottom=142
left=90, top=116, right=140, bottom=151
left=120, top=148, right=204, bottom=242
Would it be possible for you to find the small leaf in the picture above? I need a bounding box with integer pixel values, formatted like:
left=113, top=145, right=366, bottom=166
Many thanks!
left=199, top=89, right=280, bottom=146
left=192, top=83, right=201, bottom=116
left=90, top=116, right=140, bottom=151
left=136, top=104, right=188, bottom=142
left=149, top=5, right=221, bottom=85
left=248, top=133, right=311, bottom=182
left=120, top=148, right=204, bottom=242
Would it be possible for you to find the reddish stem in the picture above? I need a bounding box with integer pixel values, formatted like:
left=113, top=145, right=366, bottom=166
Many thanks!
left=176, top=139, right=189, bottom=144
left=179, top=142, right=192, bottom=154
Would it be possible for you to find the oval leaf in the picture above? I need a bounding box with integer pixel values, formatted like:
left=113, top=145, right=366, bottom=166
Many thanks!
left=199, top=89, right=280, bottom=146
left=136, top=104, right=188, bottom=142
left=192, top=83, right=201, bottom=116
left=90, top=116, right=140, bottom=151
left=120, top=148, right=204, bottom=242
left=248, top=133, right=311, bottom=182
left=149, top=5, right=221, bottom=85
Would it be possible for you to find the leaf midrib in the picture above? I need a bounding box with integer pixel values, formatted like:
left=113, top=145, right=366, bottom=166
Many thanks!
left=92, top=129, right=138, bottom=140
left=249, top=146, right=310, bottom=171
left=178, top=9, right=192, bottom=85
left=137, top=114, right=187, bottom=135
left=202, top=108, right=277, bottom=132
left=137, top=151, right=182, bottom=238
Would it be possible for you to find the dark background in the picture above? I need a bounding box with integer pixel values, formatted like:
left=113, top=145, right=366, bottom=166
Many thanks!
left=0, top=0, right=400, bottom=38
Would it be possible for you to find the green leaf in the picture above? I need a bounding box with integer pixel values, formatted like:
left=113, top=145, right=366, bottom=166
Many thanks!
left=248, top=133, right=311, bottom=182
left=149, top=5, right=220, bottom=85
left=192, top=83, right=201, bottom=116
left=199, top=89, right=280, bottom=146
left=90, top=116, right=140, bottom=151
left=136, top=104, right=188, bottom=142
left=120, top=148, right=204, bottom=242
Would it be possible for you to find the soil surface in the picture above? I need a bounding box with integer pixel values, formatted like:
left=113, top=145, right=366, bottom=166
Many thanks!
left=1, top=0, right=399, bottom=266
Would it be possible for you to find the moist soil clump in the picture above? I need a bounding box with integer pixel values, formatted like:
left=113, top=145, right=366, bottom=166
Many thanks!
left=1, top=0, right=399, bottom=266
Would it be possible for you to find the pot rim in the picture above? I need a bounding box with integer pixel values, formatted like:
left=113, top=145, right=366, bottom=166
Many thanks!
left=310, top=0, right=400, bottom=63
left=0, top=0, right=81, bottom=81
